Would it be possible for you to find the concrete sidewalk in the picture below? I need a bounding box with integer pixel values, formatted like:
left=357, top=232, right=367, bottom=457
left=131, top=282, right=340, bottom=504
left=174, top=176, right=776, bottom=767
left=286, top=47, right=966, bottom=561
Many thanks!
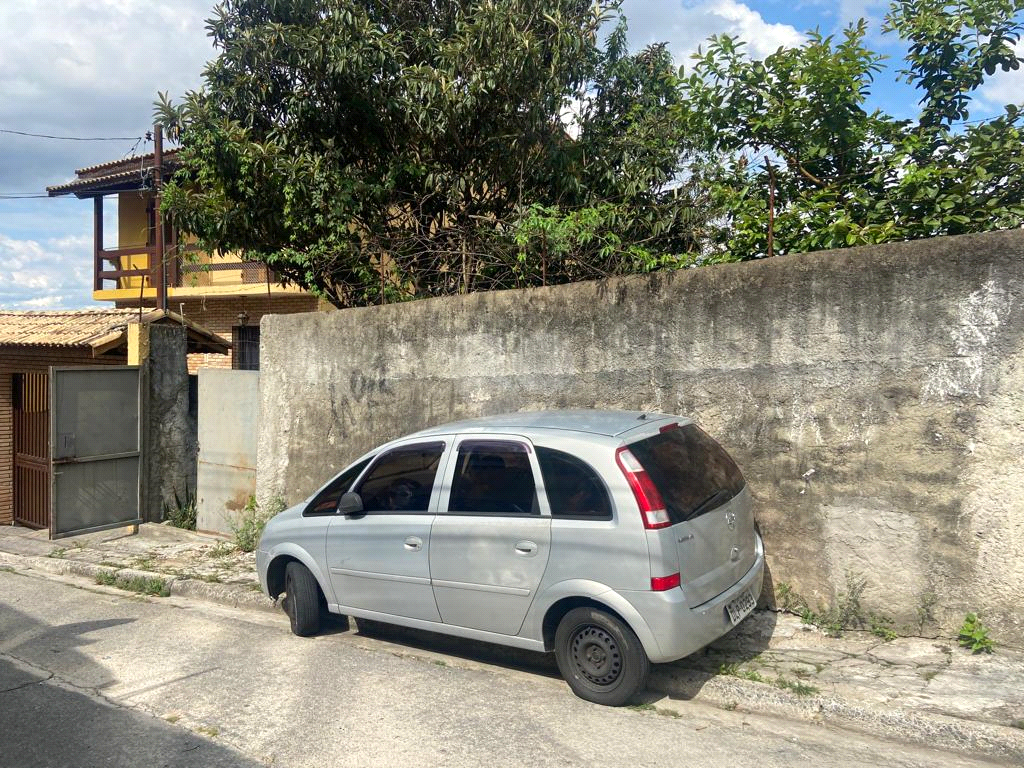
left=1, top=523, right=1022, bottom=763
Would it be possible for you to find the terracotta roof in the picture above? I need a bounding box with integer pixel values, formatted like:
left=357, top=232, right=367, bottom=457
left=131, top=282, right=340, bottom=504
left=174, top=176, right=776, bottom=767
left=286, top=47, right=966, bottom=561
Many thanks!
left=47, top=149, right=181, bottom=197
left=0, top=308, right=230, bottom=356
left=0, top=309, right=141, bottom=347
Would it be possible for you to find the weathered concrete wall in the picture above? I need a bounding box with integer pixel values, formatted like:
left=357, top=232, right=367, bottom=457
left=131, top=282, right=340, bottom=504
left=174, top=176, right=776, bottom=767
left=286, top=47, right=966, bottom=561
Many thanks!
left=143, top=325, right=197, bottom=524
left=196, top=369, right=259, bottom=535
left=257, top=229, right=1024, bottom=642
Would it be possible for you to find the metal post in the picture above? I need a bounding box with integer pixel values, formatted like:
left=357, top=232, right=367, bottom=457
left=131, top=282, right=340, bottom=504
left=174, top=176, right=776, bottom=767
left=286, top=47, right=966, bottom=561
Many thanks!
left=154, top=124, right=167, bottom=311
left=93, top=196, right=104, bottom=291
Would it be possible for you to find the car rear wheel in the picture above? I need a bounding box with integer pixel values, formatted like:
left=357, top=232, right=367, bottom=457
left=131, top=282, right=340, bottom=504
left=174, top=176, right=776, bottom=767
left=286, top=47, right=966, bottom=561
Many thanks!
left=554, top=607, right=650, bottom=706
left=284, top=561, right=322, bottom=637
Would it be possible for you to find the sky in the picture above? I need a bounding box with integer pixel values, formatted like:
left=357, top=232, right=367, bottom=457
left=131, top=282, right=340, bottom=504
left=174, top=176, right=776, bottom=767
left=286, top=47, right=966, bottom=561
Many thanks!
left=1, top=0, right=1022, bottom=311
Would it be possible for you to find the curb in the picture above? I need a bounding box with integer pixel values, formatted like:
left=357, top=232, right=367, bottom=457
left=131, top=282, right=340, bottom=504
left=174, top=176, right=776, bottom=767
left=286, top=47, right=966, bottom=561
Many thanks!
left=2, top=547, right=1022, bottom=762
left=0, top=549, right=278, bottom=615
left=650, top=667, right=1024, bottom=763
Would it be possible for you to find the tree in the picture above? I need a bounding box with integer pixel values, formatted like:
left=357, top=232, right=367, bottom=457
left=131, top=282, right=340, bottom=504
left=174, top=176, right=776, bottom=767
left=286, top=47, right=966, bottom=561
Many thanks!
left=157, top=0, right=705, bottom=307
left=677, top=0, right=1024, bottom=261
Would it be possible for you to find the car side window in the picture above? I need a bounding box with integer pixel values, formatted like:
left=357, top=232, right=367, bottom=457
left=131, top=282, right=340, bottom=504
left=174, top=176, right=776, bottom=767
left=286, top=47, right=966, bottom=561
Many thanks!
left=537, top=447, right=612, bottom=520
left=355, top=442, right=445, bottom=513
left=448, top=440, right=538, bottom=516
left=304, top=458, right=373, bottom=516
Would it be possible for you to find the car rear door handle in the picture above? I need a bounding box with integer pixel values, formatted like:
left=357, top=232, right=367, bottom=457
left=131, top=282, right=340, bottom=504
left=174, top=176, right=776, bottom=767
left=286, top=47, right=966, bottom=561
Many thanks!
left=404, top=536, right=423, bottom=551
left=514, top=540, right=538, bottom=556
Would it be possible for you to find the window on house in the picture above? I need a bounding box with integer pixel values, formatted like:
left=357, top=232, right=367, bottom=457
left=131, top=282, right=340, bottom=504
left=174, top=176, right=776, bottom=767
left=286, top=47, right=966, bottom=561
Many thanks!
left=233, top=325, right=260, bottom=370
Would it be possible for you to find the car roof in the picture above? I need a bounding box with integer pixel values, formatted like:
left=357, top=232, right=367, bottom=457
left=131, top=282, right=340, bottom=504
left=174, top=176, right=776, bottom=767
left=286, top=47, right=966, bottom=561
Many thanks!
left=405, top=409, right=690, bottom=440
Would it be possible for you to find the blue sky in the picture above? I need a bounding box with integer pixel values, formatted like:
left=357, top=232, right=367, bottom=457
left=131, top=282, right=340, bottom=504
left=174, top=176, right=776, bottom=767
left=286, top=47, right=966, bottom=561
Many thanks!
left=1, top=0, right=1021, bottom=310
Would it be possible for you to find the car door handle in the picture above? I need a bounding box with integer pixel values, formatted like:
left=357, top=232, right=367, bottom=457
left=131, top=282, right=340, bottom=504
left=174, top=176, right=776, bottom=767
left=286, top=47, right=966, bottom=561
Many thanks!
left=404, top=536, right=423, bottom=551
left=514, top=540, right=538, bottom=556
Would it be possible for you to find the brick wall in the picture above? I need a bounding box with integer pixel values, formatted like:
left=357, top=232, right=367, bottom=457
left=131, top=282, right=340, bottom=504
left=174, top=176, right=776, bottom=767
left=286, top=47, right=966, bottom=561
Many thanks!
left=0, top=347, right=126, bottom=526
left=118, top=295, right=322, bottom=373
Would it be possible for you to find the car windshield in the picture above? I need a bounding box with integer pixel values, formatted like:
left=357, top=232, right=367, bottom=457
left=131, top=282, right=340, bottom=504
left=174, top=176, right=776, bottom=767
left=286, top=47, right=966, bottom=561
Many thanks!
left=627, top=425, right=745, bottom=524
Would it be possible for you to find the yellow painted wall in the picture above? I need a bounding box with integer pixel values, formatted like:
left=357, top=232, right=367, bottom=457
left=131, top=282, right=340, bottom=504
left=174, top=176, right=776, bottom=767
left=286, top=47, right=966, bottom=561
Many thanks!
left=116, top=192, right=151, bottom=290
left=118, top=192, right=149, bottom=248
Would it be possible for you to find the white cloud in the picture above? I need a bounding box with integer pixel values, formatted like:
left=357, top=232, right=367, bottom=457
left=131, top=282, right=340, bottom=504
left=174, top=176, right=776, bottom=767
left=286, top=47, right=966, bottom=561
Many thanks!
left=978, top=43, right=1024, bottom=112
left=621, top=0, right=804, bottom=67
left=0, top=232, right=97, bottom=309
left=0, top=0, right=213, bottom=190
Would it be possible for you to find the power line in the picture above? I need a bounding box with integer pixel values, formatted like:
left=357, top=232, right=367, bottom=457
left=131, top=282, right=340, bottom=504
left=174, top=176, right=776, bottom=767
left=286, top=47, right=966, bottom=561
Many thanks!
left=0, top=128, right=144, bottom=141
left=0, top=194, right=75, bottom=199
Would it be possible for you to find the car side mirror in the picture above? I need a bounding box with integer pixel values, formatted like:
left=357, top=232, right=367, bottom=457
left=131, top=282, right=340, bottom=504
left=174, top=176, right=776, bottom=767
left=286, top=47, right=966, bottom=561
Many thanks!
left=338, top=491, right=364, bottom=516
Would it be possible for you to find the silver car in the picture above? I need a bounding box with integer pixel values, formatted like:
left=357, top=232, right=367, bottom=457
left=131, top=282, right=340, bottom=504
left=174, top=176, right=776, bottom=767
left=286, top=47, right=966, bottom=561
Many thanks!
left=257, top=410, right=764, bottom=705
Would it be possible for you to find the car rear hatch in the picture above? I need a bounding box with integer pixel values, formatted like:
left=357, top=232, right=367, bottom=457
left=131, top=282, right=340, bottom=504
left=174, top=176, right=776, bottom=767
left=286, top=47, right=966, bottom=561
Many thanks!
left=625, top=423, right=757, bottom=607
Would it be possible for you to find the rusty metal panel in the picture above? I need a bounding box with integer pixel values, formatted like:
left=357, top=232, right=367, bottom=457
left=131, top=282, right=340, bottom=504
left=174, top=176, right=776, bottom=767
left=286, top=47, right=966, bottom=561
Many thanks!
left=196, top=369, right=259, bottom=535
left=50, top=366, right=142, bottom=539
left=13, top=372, right=50, bottom=529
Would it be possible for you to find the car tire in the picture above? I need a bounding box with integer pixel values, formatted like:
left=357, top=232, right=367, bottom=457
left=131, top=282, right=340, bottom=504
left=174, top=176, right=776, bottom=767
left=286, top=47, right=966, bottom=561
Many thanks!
left=554, top=607, right=650, bottom=706
left=284, top=561, right=322, bottom=637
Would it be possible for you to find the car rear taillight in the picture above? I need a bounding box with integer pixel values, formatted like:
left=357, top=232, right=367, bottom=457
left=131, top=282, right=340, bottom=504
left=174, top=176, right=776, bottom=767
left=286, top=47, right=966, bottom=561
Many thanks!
left=650, top=572, right=681, bottom=591
left=615, top=446, right=670, bottom=529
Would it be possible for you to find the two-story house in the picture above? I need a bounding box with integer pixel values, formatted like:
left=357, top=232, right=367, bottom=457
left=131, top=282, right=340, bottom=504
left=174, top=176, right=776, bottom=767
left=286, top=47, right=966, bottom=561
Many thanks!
left=47, top=149, right=324, bottom=370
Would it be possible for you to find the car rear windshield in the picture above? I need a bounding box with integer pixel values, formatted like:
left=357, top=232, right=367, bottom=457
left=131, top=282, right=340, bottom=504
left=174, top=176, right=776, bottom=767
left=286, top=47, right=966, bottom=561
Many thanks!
left=627, top=424, right=745, bottom=524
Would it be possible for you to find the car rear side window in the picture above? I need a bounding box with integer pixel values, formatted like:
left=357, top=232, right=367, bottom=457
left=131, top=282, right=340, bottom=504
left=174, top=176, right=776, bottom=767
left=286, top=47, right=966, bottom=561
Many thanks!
left=537, top=447, right=612, bottom=520
left=448, top=440, right=538, bottom=516
left=304, top=457, right=373, bottom=516
left=627, top=425, right=745, bottom=524
left=355, top=442, right=445, bottom=513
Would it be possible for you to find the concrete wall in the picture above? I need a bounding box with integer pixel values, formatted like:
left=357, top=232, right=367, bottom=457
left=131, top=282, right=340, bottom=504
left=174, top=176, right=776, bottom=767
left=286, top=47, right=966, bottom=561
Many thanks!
left=142, top=325, right=197, bottom=524
left=257, top=229, right=1024, bottom=641
left=196, top=369, right=259, bottom=535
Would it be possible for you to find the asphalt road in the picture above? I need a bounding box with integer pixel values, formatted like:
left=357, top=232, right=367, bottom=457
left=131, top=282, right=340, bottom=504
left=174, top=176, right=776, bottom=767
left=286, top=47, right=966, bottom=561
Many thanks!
left=0, top=569, right=1012, bottom=768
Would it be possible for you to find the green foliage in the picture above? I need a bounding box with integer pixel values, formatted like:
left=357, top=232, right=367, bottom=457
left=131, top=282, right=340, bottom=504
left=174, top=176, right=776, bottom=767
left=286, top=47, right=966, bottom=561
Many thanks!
left=230, top=496, right=285, bottom=553
left=958, top=612, right=995, bottom=653
left=677, top=0, right=1024, bottom=261
left=774, top=676, right=820, bottom=697
left=157, top=0, right=704, bottom=306
left=95, top=571, right=171, bottom=597
left=163, top=488, right=197, bottom=531
left=780, top=573, right=901, bottom=639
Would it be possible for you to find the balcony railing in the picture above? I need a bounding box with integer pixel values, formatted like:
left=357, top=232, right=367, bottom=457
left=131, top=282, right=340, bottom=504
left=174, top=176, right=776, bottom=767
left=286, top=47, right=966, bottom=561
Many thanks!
left=93, top=244, right=275, bottom=293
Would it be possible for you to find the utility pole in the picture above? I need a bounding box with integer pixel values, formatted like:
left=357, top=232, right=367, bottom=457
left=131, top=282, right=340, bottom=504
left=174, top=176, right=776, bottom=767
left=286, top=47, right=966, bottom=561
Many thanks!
left=154, top=124, right=167, bottom=311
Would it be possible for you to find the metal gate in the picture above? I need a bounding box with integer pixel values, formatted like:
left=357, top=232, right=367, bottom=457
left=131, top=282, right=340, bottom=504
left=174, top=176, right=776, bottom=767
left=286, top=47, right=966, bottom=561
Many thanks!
left=12, top=372, right=50, bottom=529
left=196, top=369, right=259, bottom=534
left=50, top=366, right=142, bottom=539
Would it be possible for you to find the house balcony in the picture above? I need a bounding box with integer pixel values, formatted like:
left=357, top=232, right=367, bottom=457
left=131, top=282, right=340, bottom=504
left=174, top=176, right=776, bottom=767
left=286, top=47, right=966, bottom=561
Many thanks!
left=92, top=242, right=303, bottom=303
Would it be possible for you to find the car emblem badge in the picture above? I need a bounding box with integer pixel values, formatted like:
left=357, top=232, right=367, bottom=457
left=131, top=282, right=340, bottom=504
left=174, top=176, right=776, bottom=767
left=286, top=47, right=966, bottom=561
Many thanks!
left=725, top=511, right=736, bottom=530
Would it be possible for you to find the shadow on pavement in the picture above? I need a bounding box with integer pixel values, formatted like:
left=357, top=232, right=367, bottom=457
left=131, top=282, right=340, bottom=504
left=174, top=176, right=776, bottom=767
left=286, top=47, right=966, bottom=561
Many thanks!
left=0, top=606, right=261, bottom=768
left=348, top=617, right=561, bottom=679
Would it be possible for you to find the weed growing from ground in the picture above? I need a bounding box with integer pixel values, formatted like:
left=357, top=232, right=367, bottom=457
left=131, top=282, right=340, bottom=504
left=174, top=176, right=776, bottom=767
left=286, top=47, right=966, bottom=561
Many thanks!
left=230, top=496, right=285, bottom=552
left=958, top=613, right=994, bottom=654
left=163, top=488, right=197, bottom=531
left=775, top=676, right=820, bottom=696
left=95, top=571, right=170, bottom=597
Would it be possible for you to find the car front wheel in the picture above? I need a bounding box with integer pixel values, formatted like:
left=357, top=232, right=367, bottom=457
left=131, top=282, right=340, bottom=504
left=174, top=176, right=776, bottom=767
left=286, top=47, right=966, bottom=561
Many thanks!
left=554, top=607, right=650, bottom=706
left=284, top=561, right=322, bottom=637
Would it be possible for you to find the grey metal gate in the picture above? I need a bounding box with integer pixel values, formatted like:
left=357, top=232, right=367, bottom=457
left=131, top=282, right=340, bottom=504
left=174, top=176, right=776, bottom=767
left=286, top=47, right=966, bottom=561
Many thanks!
left=50, top=366, right=142, bottom=539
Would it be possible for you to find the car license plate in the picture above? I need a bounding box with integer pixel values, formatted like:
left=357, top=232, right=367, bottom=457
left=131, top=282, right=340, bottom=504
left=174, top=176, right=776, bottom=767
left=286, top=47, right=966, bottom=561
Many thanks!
left=726, top=590, right=756, bottom=625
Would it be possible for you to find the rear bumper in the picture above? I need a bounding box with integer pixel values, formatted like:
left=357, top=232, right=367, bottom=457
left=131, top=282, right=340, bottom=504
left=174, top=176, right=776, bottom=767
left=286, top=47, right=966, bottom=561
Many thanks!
left=620, top=532, right=765, bottom=663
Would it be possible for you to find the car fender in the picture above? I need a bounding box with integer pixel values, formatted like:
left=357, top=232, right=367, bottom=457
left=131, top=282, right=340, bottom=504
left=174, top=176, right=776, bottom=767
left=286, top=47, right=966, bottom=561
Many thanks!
left=264, top=542, right=335, bottom=603
left=524, top=579, right=664, bottom=660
